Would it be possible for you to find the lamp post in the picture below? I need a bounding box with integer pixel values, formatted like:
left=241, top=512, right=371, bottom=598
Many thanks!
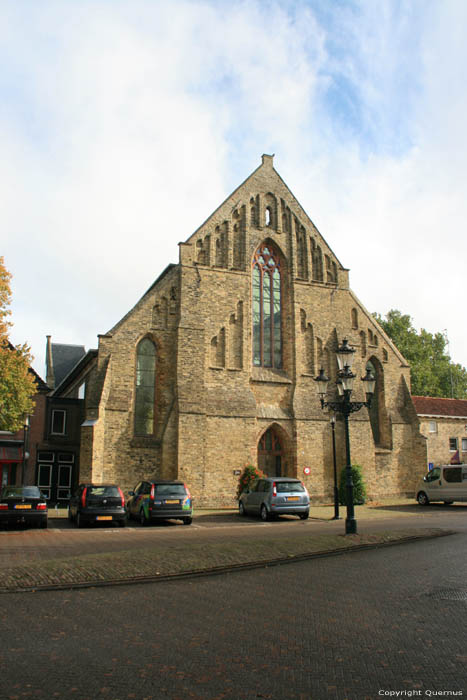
left=21, top=415, right=30, bottom=486
left=314, top=340, right=375, bottom=535
left=330, top=415, right=340, bottom=519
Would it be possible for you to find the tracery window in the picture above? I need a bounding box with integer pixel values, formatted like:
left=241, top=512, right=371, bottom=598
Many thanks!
left=252, top=243, right=282, bottom=368
left=135, top=338, right=156, bottom=435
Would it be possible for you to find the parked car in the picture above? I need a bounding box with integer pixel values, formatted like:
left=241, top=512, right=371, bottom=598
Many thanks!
left=127, top=479, right=193, bottom=525
left=68, top=484, right=127, bottom=528
left=415, top=464, right=467, bottom=505
left=0, top=486, right=48, bottom=529
left=239, top=477, right=310, bottom=521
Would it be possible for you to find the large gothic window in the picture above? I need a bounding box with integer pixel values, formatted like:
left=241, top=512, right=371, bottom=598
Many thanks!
left=252, top=243, right=282, bottom=368
left=135, top=338, right=156, bottom=435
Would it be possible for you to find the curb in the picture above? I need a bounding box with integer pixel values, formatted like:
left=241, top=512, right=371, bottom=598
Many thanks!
left=0, top=529, right=456, bottom=595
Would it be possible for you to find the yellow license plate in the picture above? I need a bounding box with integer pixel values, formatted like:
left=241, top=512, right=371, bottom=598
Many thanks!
left=287, top=497, right=300, bottom=502
left=15, top=504, right=31, bottom=509
left=165, top=500, right=179, bottom=504
left=96, top=515, right=112, bottom=521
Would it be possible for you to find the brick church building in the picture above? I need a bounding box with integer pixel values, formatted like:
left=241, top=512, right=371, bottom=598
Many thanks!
left=63, top=155, right=426, bottom=505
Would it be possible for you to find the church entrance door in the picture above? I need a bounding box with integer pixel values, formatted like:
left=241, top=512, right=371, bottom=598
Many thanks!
left=258, top=428, right=283, bottom=477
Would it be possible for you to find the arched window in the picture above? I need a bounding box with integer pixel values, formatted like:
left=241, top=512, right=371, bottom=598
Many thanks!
left=252, top=243, right=282, bottom=368
left=367, top=357, right=391, bottom=449
left=135, top=338, right=156, bottom=435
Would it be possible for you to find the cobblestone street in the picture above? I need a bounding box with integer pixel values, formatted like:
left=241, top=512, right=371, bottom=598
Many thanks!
left=1, top=507, right=467, bottom=699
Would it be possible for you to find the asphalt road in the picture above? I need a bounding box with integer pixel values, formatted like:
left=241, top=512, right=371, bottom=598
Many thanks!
left=1, top=508, right=467, bottom=700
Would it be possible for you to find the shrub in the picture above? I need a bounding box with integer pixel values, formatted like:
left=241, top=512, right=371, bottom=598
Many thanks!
left=338, top=464, right=366, bottom=505
left=236, top=464, right=265, bottom=499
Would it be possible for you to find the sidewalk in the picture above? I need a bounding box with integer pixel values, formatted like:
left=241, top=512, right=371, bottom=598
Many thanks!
left=0, top=499, right=455, bottom=593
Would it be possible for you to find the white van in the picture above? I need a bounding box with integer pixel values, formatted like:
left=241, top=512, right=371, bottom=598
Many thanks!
left=415, top=464, right=467, bottom=505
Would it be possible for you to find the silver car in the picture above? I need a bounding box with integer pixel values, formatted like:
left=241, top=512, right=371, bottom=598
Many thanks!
left=239, top=477, right=310, bottom=521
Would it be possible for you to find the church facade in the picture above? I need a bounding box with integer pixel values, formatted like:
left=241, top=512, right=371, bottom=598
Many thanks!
left=72, top=155, right=426, bottom=505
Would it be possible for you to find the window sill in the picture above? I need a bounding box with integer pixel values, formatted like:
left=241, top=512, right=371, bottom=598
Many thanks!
left=250, top=367, right=291, bottom=384
left=130, top=437, right=161, bottom=448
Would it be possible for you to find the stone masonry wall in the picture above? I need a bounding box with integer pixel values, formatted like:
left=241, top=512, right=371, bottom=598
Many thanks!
left=81, top=155, right=426, bottom=504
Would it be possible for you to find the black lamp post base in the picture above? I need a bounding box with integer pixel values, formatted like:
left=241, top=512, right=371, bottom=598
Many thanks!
left=345, top=518, right=357, bottom=535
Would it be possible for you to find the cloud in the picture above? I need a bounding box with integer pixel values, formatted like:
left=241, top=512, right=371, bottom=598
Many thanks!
left=1, top=0, right=467, bottom=375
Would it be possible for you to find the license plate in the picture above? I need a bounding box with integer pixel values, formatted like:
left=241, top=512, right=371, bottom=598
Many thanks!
left=15, top=504, right=31, bottom=509
left=96, top=515, right=112, bottom=521
left=165, top=500, right=179, bottom=504
left=287, top=497, right=300, bottom=502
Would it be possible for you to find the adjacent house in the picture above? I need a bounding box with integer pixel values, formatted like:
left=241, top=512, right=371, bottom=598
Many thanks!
left=412, top=396, right=467, bottom=469
left=32, top=338, right=95, bottom=502
left=0, top=351, right=49, bottom=487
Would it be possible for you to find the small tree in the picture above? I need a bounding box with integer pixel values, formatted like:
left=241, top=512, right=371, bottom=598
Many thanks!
left=0, top=257, right=36, bottom=431
left=338, top=464, right=367, bottom=505
left=236, top=464, right=265, bottom=499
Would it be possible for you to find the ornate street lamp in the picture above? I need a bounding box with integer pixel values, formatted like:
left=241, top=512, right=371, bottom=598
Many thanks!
left=314, top=340, right=375, bottom=535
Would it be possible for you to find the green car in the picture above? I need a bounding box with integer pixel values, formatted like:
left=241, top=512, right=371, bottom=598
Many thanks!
left=127, top=479, right=193, bottom=526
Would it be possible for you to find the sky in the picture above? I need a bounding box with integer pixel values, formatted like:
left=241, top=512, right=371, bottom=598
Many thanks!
left=2, top=0, right=467, bottom=378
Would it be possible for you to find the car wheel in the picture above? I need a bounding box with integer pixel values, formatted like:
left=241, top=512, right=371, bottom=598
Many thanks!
left=239, top=501, right=246, bottom=517
left=260, top=504, right=269, bottom=522
left=140, top=508, right=148, bottom=526
left=444, top=501, right=454, bottom=505
left=183, top=517, right=192, bottom=525
left=67, top=507, right=74, bottom=522
left=119, top=518, right=127, bottom=527
left=40, top=518, right=48, bottom=529
left=417, top=491, right=429, bottom=506
left=299, top=511, right=309, bottom=520
left=76, top=512, right=85, bottom=528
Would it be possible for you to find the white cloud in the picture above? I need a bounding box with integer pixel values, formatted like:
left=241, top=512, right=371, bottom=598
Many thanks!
left=2, top=0, right=467, bottom=376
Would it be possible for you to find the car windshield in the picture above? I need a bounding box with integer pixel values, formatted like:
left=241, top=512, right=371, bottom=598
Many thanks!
left=1, top=486, right=41, bottom=499
left=154, top=484, right=187, bottom=496
left=88, top=486, right=120, bottom=497
left=276, top=481, right=305, bottom=493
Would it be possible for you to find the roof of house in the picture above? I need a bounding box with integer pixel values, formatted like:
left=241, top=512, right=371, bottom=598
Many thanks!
left=51, top=349, right=98, bottom=396
left=412, top=395, right=467, bottom=418
left=51, top=343, right=86, bottom=387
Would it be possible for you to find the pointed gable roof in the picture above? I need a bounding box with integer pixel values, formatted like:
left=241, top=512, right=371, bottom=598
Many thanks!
left=183, top=153, right=345, bottom=269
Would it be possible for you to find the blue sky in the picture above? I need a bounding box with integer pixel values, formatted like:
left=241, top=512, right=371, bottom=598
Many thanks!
left=2, top=0, right=467, bottom=376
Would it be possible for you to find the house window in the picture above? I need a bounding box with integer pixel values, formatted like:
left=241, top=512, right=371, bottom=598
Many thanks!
left=252, top=243, right=282, bottom=368
left=449, top=437, right=458, bottom=451
left=37, top=452, right=54, bottom=462
left=462, top=438, right=467, bottom=453
left=51, top=410, right=66, bottom=435
left=429, top=421, right=437, bottom=433
left=135, top=338, right=156, bottom=435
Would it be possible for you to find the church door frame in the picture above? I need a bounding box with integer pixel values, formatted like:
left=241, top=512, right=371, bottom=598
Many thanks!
left=257, top=426, right=284, bottom=478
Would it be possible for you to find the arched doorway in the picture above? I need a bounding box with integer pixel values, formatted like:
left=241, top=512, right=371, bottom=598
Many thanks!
left=258, top=427, right=284, bottom=477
